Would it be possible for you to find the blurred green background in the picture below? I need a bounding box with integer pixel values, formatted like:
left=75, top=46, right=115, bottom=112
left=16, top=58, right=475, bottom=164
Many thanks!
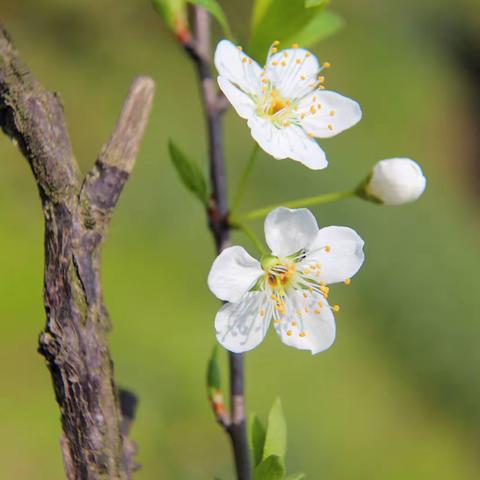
left=1, top=0, right=480, bottom=478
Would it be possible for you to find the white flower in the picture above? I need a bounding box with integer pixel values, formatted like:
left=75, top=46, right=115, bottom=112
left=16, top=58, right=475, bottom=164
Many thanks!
left=214, top=39, right=362, bottom=170
left=366, top=158, right=426, bottom=205
left=207, top=208, right=365, bottom=354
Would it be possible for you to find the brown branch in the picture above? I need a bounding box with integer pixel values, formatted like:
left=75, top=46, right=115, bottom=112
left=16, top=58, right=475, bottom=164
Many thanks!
left=0, top=22, right=154, bottom=479
left=186, top=7, right=252, bottom=480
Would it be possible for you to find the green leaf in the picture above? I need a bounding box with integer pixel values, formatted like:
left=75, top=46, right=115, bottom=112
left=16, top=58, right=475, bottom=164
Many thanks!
left=168, top=140, right=208, bottom=205
left=207, top=345, right=221, bottom=390
left=152, top=0, right=188, bottom=31
left=249, top=413, right=266, bottom=466
left=284, top=10, right=344, bottom=48
left=263, top=398, right=287, bottom=462
left=188, top=0, right=233, bottom=38
left=253, top=455, right=285, bottom=480
left=286, top=474, right=306, bottom=480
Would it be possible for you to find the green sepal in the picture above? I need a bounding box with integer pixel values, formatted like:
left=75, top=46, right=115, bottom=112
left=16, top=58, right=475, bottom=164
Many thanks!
left=168, top=139, right=209, bottom=206
left=253, top=455, right=285, bottom=480
left=249, top=413, right=267, bottom=467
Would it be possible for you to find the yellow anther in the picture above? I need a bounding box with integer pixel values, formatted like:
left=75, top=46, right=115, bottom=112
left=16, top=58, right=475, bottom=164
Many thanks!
left=300, top=113, right=306, bottom=119
left=242, top=57, right=247, bottom=64
left=319, top=85, right=326, bottom=90
left=329, top=110, right=335, bottom=116
left=237, top=46, right=243, bottom=51
left=316, top=263, right=321, bottom=269
left=283, top=121, right=291, bottom=126
left=296, top=58, right=302, bottom=64
left=332, top=304, right=341, bottom=312
left=248, top=59, right=253, bottom=64
left=272, top=61, right=279, bottom=66
left=291, top=321, right=297, bottom=327
left=304, top=268, right=311, bottom=274
left=299, top=332, right=306, bottom=337
left=303, top=292, right=308, bottom=298
left=300, top=75, right=306, bottom=80
left=292, top=43, right=299, bottom=48
left=304, top=307, right=309, bottom=313
left=325, top=245, right=331, bottom=252
left=307, top=132, right=314, bottom=138
left=318, top=103, right=322, bottom=109
left=318, top=75, right=325, bottom=83
left=281, top=60, right=287, bottom=66
left=327, top=124, right=333, bottom=131
left=296, top=309, right=301, bottom=316
left=261, top=78, right=268, bottom=84
left=314, top=309, right=321, bottom=314
left=271, top=47, right=278, bottom=53
left=305, top=52, right=311, bottom=57
left=344, top=278, right=351, bottom=285
left=317, top=301, right=323, bottom=308
left=316, top=271, right=321, bottom=277
left=273, top=40, right=280, bottom=46
left=274, top=319, right=280, bottom=325
left=310, top=105, right=316, bottom=114
left=283, top=51, right=289, bottom=57
left=322, top=61, right=331, bottom=68
left=287, top=330, right=292, bottom=336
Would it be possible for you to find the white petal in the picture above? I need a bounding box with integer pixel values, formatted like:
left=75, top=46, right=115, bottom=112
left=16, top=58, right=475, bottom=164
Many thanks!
left=247, top=116, right=327, bottom=169
left=283, top=125, right=328, bottom=170
left=214, top=39, right=262, bottom=96
left=299, top=90, right=362, bottom=139
left=208, top=246, right=263, bottom=303
left=264, top=207, right=319, bottom=258
left=274, top=290, right=335, bottom=354
left=265, top=48, right=320, bottom=99
left=217, top=76, right=256, bottom=119
left=306, top=226, right=365, bottom=284
left=215, top=292, right=271, bottom=353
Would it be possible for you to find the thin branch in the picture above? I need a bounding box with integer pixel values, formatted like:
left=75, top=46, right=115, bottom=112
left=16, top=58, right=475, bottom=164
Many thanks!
left=187, top=6, right=252, bottom=480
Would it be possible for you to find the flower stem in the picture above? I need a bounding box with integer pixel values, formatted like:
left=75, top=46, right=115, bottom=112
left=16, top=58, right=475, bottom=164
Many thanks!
left=233, top=222, right=267, bottom=256
left=232, top=188, right=358, bottom=222
left=230, top=143, right=259, bottom=214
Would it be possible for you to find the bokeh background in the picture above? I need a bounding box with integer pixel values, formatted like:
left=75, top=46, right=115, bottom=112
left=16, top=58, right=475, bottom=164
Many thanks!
left=1, top=0, right=480, bottom=478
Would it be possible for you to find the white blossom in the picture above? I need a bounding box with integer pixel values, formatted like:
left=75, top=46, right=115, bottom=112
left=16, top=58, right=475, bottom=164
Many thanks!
left=214, top=39, right=362, bottom=170
left=366, top=158, right=426, bottom=205
left=208, top=208, right=365, bottom=354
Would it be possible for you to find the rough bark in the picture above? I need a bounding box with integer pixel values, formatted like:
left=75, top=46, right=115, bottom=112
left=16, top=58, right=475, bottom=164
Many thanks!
left=0, top=22, right=155, bottom=479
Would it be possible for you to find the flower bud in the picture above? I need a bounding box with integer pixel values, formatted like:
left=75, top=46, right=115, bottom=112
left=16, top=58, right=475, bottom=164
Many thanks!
left=362, top=158, right=426, bottom=205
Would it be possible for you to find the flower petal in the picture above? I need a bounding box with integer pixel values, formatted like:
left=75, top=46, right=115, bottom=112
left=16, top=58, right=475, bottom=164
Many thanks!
left=214, top=39, right=262, bottom=96
left=215, top=292, right=271, bottom=353
left=299, top=90, right=362, bottom=139
left=208, top=246, right=263, bottom=303
left=306, top=226, right=365, bottom=284
left=274, top=290, right=335, bottom=354
left=217, top=76, right=256, bottom=119
left=247, top=116, right=327, bottom=169
left=264, top=207, right=319, bottom=258
left=265, top=48, right=320, bottom=99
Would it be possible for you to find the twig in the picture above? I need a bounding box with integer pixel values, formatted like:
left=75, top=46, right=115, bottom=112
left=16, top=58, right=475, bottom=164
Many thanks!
left=186, top=7, right=252, bottom=480
left=0, top=22, right=154, bottom=479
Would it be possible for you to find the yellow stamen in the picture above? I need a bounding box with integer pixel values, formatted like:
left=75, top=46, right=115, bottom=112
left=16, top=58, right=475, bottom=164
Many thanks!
left=322, top=61, right=331, bottom=68
left=344, top=278, right=351, bottom=285
left=299, top=332, right=306, bottom=337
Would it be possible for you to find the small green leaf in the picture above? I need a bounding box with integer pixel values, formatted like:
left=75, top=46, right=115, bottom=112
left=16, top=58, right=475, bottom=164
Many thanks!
left=168, top=140, right=208, bottom=205
left=284, top=10, right=344, bottom=48
left=207, top=345, right=221, bottom=391
left=249, top=413, right=267, bottom=466
left=254, top=455, right=285, bottom=480
left=188, top=0, right=233, bottom=38
left=305, top=0, right=328, bottom=7
left=152, top=0, right=188, bottom=32
left=286, top=473, right=306, bottom=480
left=263, top=398, right=287, bottom=462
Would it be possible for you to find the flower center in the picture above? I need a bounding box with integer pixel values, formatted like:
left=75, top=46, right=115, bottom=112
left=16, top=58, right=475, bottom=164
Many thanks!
left=256, top=88, right=294, bottom=126
left=265, top=260, right=297, bottom=292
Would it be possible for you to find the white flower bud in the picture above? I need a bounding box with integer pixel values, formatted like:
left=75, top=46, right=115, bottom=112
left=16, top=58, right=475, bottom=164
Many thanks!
left=365, top=158, right=426, bottom=205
